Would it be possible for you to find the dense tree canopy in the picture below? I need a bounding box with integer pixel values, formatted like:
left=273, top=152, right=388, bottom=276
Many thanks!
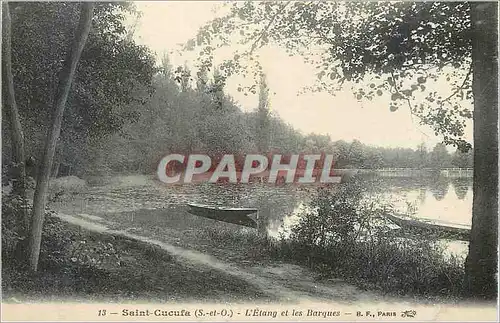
left=2, top=2, right=156, bottom=172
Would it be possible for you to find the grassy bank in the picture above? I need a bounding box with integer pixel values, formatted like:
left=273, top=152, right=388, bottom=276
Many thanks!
left=273, top=235, right=466, bottom=298
left=196, top=226, right=467, bottom=300
left=2, top=214, right=271, bottom=303
left=96, top=204, right=468, bottom=301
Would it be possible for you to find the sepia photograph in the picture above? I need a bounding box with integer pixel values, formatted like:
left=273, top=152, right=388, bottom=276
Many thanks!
left=1, top=0, right=498, bottom=321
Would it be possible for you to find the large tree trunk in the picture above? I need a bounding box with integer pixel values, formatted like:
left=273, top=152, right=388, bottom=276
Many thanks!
left=28, top=2, right=94, bottom=272
left=2, top=3, right=29, bottom=231
left=464, top=2, right=498, bottom=298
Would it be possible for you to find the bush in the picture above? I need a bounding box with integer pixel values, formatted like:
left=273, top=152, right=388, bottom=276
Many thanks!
left=198, top=226, right=276, bottom=260
left=2, top=190, right=122, bottom=273
left=37, top=215, right=124, bottom=274
left=2, top=189, right=80, bottom=267
left=285, top=176, right=390, bottom=254
left=2, top=192, right=30, bottom=263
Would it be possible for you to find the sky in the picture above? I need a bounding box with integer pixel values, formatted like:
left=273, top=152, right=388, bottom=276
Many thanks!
left=132, top=1, right=473, bottom=151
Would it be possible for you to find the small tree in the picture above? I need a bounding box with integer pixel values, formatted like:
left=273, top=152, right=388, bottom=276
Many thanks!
left=429, top=143, right=452, bottom=169
left=256, top=73, right=271, bottom=153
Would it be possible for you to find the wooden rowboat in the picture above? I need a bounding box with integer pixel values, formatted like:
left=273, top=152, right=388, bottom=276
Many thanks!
left=383, top=213, right=471, bottom=241
left=186, top=203, right=258, bottom=229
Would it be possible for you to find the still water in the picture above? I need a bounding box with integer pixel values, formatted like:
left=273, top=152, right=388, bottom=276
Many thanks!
left=376, top=177, right=472, bottom=225
left=79, top=175, right=473, bottom=256
left=262, top=176, right=473, bottom=257
left=254, top=177, right=472, bottom=237
left=86, top=175, right=473, bottom=235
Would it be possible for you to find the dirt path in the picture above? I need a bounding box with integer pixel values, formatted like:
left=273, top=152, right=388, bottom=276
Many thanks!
left=56, top=212, right=407, bottom=305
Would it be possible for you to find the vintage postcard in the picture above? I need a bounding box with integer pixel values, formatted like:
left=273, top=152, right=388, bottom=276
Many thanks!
left=1, top=0, right=498, bottom=322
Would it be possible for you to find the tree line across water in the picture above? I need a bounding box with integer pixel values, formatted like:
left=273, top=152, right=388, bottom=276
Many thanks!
left=1, top=4, right=473, bottom=181
left=3, top=60, right=473, bottom=180
left=89, top=62, right=473, bottom=177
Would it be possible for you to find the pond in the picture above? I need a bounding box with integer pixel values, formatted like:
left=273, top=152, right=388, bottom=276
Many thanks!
left=264, top=176, right=472, bottom=257
left=375, top=177, right=472, bottom=225
left=375, top=177, right=472, bottom=258
left=64, top=174, right=472, bottom=257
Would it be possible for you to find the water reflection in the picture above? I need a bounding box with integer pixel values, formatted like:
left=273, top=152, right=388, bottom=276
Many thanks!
left=171, top=176, right=474, bottom=236
left=278, top=176, right=473, bottom=257
left=150, top=175, right=473, bottom=245
left=430, top=178, right=449, bottom=201
left=94, top=175, right=473, bottom=257
left=368, top=176, right=473, bottom=226
left=451, top=179, right=470, bottom=200
left=418, top=187, right=426, bottom=204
